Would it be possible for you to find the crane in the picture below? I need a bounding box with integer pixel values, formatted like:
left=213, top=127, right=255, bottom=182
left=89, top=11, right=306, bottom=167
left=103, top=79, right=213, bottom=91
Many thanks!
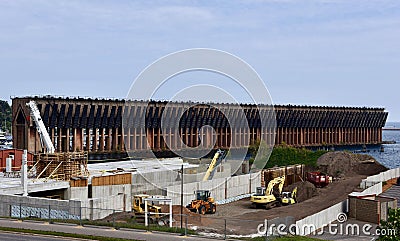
left=250, top=175, right=286, bottom=209
left=202, top=149, right=225, bottom=181
left=26, top=100, right=55, bottom=154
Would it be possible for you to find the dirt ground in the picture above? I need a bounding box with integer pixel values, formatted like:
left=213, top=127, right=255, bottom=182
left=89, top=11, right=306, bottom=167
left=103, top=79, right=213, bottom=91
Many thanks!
left=193, top=151, right=388, bottom=235
left=185, top=174, right=366, bottom=235
left=102, top=151, right=388, bottom=235
left=210, top=174, right=365, bottom=221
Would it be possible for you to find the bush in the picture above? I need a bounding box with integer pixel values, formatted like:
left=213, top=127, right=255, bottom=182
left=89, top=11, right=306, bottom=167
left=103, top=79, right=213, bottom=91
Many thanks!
left=248, top=140, right=327, bottom=169
left=378, top=208, right=400, bottom=240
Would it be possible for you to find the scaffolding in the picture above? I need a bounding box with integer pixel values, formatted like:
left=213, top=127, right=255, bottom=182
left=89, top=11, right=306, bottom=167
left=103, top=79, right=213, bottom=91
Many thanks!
left=32, top=152, right=89, bottom=181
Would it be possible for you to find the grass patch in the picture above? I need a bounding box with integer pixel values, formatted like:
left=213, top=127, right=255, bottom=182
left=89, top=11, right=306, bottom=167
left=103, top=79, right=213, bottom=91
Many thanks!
left=0, top=226, right=139, bottom=241
left=248, top=236, right=325, bottom=241
left=8, top=216, right=196, bottom=235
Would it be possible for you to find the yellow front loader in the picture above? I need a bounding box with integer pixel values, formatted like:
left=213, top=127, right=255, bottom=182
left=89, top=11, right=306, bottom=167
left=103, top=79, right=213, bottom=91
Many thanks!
left=186, top=190, right=216, bottom=214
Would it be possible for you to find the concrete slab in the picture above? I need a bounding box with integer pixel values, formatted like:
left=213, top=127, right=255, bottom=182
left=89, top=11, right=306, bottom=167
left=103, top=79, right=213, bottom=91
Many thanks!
left=0, top=173, right=69, bottom=195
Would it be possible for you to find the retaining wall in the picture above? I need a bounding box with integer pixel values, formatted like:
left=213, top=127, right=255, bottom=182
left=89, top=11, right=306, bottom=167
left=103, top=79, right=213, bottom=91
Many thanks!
left=295, top=168, right=398, bottom=236
left=356, top=182, right=383, bottom=196
left=82, top=183, right=132, bottom=219
left=0, top=194, right=81, bottom=219
left=131, top=163, right=231, bottom=195
left=166, top=172, right=261, bottom=206
left=0, top=181, right=132, bottom=221
left=360, top=167, right=400, bottom=189
left=295, top=200, right=348, bottom=236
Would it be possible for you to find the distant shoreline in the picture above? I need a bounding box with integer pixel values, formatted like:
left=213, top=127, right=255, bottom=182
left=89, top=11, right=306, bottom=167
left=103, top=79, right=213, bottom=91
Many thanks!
left=383, top=128, right=400, bottom=131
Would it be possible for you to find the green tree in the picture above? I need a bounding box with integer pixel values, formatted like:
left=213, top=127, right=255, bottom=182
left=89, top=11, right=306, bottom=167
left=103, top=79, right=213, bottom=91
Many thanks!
left=248, top=139, right=271, bottom=169
left=0, top=99, right=12, bottom=133
left=248, top=139, right=327, bottom=169
left=378, top=208, right=400, bottom=240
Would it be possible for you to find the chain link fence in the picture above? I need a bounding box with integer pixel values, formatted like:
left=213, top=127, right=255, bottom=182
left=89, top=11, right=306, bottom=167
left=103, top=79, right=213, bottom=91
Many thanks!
left=0, top=201, right=296, bottom=239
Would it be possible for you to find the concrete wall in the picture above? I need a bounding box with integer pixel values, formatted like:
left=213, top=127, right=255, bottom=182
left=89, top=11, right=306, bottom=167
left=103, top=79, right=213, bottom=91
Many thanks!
left=65, top=186, right=88, bottom=200
left=132, top=170, right=180, bottom=195
left=166, top=172, right=261, bottom=206
left=131, top=163, right=231, bottom=195
left=81, top=194, right=128, bottom=220
left=0, top=182, right=132, bottom=221
left=79, top=183, right=132, bottom=220
left=360, top=168, right=400, bottom=189
left=0, top=181, right=70, bottom=195
left=363, top=182, right=383, bottom=195
left=295, top=200, right=348, bottom=236
left=294, top=169, right=399, bottom=236
left=0, top=194, right=81, bottom=219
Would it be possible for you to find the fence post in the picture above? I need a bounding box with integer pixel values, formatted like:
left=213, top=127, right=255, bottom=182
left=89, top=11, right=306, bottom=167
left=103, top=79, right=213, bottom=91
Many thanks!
left=19, top=202, right=22, bottom=220
left=79, top=206, right=82, bottom=226
left=185, top=215, right=188, bottom=236
left=224, top=219, right=227, bottom=240
left=112, top=209, right=115, bottom=229
left=147, top=213, right=150, bottom=232
left=48, top=204, right=51, bottom=223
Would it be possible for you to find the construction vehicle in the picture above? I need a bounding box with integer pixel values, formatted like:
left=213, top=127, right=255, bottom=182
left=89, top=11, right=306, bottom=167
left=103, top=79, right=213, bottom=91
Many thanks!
left=250, top=175, right=286, bottom=209
left=186, top=190, right=216, bottom=214
left=281, top=187, right=297, bottom=205
left=306, top=171, right=332, bottom=188
left=26, top=101, right=55, bottom=154
left=132, top=194, right=168, bottom=225
left=203, top=149, right=225, bottom=181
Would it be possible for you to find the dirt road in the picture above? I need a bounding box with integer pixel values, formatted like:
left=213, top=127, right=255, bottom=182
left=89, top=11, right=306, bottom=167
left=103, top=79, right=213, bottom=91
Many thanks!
left=187, top=175, right=367, bottom=235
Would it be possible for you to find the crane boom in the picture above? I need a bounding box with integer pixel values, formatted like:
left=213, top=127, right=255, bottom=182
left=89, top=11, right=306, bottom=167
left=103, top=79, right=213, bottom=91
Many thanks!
left=203, top=149, right=225, bottom=181
left=26, top=100, right=55, bottom=153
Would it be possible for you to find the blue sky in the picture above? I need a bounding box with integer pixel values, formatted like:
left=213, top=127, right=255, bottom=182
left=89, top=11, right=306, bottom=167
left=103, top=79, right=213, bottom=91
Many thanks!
left=0, top=0, right=399, bottom=120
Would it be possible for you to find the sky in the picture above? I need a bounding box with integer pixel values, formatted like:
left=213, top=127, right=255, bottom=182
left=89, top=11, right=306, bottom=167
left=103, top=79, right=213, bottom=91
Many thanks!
left=0, top=0, right=399, bottom=121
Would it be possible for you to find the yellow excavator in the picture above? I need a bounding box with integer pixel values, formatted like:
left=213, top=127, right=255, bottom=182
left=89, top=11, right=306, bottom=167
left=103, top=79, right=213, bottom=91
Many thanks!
left=250, top=175, right=286, bottom=209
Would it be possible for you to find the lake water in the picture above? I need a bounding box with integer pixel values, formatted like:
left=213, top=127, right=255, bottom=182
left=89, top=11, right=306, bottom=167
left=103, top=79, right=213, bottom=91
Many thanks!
left=364, top=122, right=400, bottom=169
left=369, top=129, right=400, bottom=169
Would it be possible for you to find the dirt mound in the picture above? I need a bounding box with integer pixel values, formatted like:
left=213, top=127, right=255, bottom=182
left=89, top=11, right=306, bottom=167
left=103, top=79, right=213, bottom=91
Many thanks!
left=100, top=205, right=211, bottom=227
left=159, top=204, right=212, bottom=226
left=284, top=181, right=318, bottom=203
left=159, top=204, right=199, bottom=216
left=100, top=211, right=135, bottom=222
left=317, top=151, right=387, bottom=178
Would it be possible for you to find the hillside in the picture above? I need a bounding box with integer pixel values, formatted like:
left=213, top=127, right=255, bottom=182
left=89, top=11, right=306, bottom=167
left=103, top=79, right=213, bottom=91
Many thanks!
left=0, top=99, right=12, bottom=133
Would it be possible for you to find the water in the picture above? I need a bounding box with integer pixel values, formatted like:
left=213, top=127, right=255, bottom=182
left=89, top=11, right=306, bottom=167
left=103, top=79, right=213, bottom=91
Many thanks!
left=367, top=122, right=400, bottom=169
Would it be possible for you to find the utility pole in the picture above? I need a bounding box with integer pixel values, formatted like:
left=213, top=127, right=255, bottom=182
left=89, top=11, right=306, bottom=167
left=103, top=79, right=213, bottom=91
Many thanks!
left=180, top=164, right=184, bottom=229
left=22, top=150, right=28, bottom=196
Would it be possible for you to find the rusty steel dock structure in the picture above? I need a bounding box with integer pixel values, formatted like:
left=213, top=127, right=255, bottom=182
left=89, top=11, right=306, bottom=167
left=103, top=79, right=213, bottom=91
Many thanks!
left=12, top=96, right=388, bottom=156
